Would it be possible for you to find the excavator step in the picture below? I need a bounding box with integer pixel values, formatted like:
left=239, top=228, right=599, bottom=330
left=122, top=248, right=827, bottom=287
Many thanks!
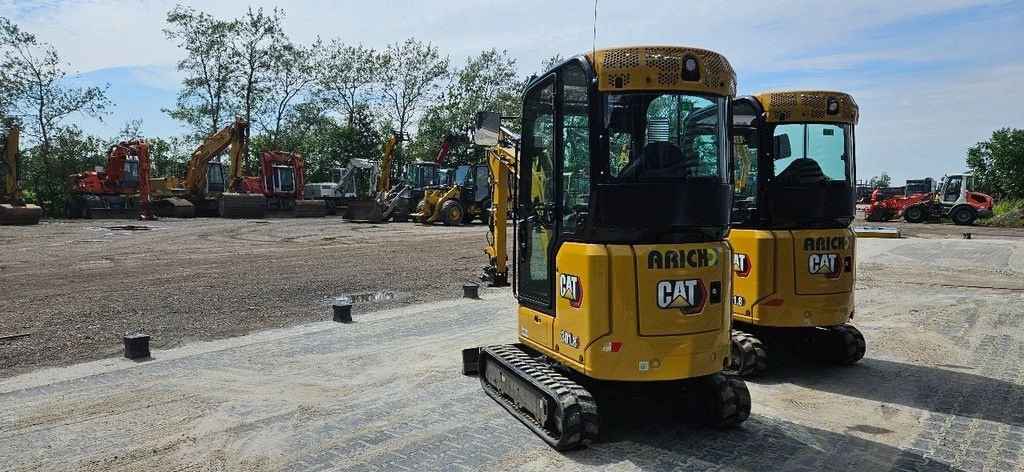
left=220, top=193, right=266, bottom=219
left=293, top=199, right=327, bottom=218
left=0, top=203, right=42, bottom=225
left=477, top=344, right=598, bottom=450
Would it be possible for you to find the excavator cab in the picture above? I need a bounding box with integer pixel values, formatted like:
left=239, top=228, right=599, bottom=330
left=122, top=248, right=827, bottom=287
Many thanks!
left=467, top=46, right=749, bottom=451
left=727, top=91, right=865, bottom=376
left=206, top=162, right=226, bottom=193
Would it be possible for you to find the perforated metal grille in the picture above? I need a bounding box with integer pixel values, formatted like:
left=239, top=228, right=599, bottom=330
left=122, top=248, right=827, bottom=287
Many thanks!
left=603, top=48, right=640, bottom=69
left=592, top=46, right=736, bottom=96
left=760, top=91, right=859, bottom=124
left=606, top=73, right=631, bottom=89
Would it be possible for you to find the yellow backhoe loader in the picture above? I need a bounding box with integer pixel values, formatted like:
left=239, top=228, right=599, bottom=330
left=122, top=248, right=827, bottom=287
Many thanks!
left=1, top=127, right=43, bottom=225
left=727, top=91, right=865, bottom=375
left=463, top=46, right=750, bottom=450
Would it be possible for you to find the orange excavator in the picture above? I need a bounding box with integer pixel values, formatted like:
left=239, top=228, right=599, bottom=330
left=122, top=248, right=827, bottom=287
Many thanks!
left=1, top=127, right=43, bottom=225
left=67, top=139, right=155, bottom=220
left=241, top=150, right=327, bottom=217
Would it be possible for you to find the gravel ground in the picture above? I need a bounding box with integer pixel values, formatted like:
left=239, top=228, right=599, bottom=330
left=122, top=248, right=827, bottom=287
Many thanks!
left=0, top=217, right=492, bottom=378
left=1, top=236, right=1023, bottom=470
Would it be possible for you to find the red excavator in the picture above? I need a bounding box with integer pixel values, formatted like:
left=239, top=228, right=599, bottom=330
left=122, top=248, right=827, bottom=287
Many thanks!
left=865, top=172, right=993, bottom=225
left=241, top=150, right=326, bottom=217
left=66, top=139, right=155, bottom=220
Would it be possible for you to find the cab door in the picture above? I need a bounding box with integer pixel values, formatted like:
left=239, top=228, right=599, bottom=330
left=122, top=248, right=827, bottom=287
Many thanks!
left=517, top=75, right=557, bottom=312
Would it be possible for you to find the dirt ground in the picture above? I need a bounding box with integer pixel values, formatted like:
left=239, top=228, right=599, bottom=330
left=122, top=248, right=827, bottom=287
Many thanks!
left=0, top=217, right=491, bottom=378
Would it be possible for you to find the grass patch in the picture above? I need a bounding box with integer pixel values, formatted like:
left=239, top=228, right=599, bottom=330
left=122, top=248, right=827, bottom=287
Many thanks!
left=979, top=199, right=1024, bottom=227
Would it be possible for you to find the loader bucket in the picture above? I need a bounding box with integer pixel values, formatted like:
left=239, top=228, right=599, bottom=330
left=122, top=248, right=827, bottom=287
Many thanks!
left=0, top=203, right=43, bottom=225
left=343, top=200, right=384, bottom=223
left=293, top=199, right=327, bottom=218
left=220, top=193, right=267, bottom=219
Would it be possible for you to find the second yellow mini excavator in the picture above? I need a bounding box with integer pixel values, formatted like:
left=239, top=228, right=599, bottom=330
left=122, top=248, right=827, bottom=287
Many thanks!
left=727, top=91, right=865, bottom=375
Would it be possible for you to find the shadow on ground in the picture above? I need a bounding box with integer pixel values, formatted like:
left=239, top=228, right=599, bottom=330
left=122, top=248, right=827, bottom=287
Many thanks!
left=562, top=399, right=963, bottom=471
left=752, top=350, right=1024, bottom=429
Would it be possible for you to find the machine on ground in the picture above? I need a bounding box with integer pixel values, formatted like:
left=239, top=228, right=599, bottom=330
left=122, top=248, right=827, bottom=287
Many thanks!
left=463, top=46, right=750, bottom=450
left=0, top=127, right=43, bottom=225
left=149, top=117, right=265, bottom=218
left=727, top=91, right=865, bottom=376
left=865, top=172, right=993, bottom=225
left=413, top=162, right=489, bottom=226
left=241, top=150, right=326, bottom=217
left=66, top=139, right=155, bottom=220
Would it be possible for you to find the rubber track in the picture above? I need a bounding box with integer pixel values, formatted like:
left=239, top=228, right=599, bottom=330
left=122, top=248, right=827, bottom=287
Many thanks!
left=479, top=344, right=598, bottom=450
left=730, top=330, right=768, bottom=376
left=828, top=324, right=866, bottom=365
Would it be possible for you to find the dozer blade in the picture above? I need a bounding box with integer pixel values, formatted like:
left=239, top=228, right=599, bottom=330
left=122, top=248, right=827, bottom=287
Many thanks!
left=220, top=193, right=266, bottom=219
left=293, top=199, right=327, bottom=218
left=342, top=200, right=384, bottom=223
left=477, top=344, right=599, bottom=450
left=0, top=203, right=42, bottom=225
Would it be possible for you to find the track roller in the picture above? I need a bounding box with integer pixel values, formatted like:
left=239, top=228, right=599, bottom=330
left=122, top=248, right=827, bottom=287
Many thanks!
left=478, top=344, right=599, bottom=450
left=729, top=330, right=768, bottom=376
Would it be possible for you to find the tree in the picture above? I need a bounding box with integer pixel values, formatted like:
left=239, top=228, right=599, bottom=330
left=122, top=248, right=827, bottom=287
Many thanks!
left=377, top=39, right=450, bottom=141
left=966, top=128, right=1024, bottom=200
left=257, top=40, right=319, bottom=148
left=411, top=49, right=522, bottom=165
left=320, top=42, right=377, bottom=127
left=163, top=5, right=235, bottom=136
left=868, top=172, right=891, bottom=189
left=1, top=17, right=110, bottom=156
left=228, top=7, right=286, bottom=133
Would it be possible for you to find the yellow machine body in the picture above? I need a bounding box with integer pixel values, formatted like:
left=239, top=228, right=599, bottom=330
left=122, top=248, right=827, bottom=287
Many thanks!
left=518, top=242, right=732, bottom=381
left=729, top=229, right=855, bottom=328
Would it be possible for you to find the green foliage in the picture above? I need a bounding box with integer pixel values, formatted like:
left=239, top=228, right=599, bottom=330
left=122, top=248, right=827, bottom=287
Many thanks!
left=162, top=6, right=236, bottom=136
left=868, top=172, right=891, bottom=189
left=979, top=199, right=1024, bottom=227
left=410, top=49, right=522, bottom=166
left=377, top=39, right=450, bottom=142
left=22, top=126, right=107, bottom=214
left=966, top=128, right=1024, bottom=200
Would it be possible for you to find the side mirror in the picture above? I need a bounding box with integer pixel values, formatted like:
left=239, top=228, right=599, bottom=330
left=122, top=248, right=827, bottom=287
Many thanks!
left=474, top=111, right=501, bottom=147
left=773, top=134, right=792, bottom=160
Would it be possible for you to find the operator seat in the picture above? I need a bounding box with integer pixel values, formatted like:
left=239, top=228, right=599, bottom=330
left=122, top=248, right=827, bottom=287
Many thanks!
left=774, top=158, right=828, bottom=185
left=618, top=141, right=691, bottom=182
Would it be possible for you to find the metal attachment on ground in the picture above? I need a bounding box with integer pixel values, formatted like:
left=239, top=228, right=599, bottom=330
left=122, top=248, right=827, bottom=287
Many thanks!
left=461, top=347, right=480, bottom=376
left=332, top=298, right=353, bottom=323
left=963, top=232, right=972, bottom=239
left=463, top=283, right=480, bottom=299
left=123, top=333, right=151, bottom=359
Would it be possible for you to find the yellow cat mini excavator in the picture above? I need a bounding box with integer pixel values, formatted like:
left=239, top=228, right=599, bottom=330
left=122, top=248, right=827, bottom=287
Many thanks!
left=1, top=127, right=43, bottom=225
left=727, top=91, right=865, bottom=375
left=463, top=46, right=750, bottom=450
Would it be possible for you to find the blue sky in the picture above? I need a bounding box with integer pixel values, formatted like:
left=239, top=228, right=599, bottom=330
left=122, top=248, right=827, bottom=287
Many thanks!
left=3, top=0, right=1024, bottom=183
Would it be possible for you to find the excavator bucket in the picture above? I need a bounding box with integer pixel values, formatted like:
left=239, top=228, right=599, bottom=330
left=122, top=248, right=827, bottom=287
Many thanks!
left=0, top=203, right=43, bottom=225
left=220, top=193, right=266, bottom=219
left=293, top=199, right=327, bottom=218
left=342, top=200, right=384, bottom=223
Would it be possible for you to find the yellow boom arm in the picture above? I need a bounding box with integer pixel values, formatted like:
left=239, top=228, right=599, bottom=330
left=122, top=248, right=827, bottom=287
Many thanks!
left=183, top=117, right=248, bottom=197
left=482, top=125, right=519, bottom=287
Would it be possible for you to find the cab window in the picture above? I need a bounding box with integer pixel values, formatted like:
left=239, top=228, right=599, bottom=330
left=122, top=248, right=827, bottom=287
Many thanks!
left=561, top=63, right=590, bottom=234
